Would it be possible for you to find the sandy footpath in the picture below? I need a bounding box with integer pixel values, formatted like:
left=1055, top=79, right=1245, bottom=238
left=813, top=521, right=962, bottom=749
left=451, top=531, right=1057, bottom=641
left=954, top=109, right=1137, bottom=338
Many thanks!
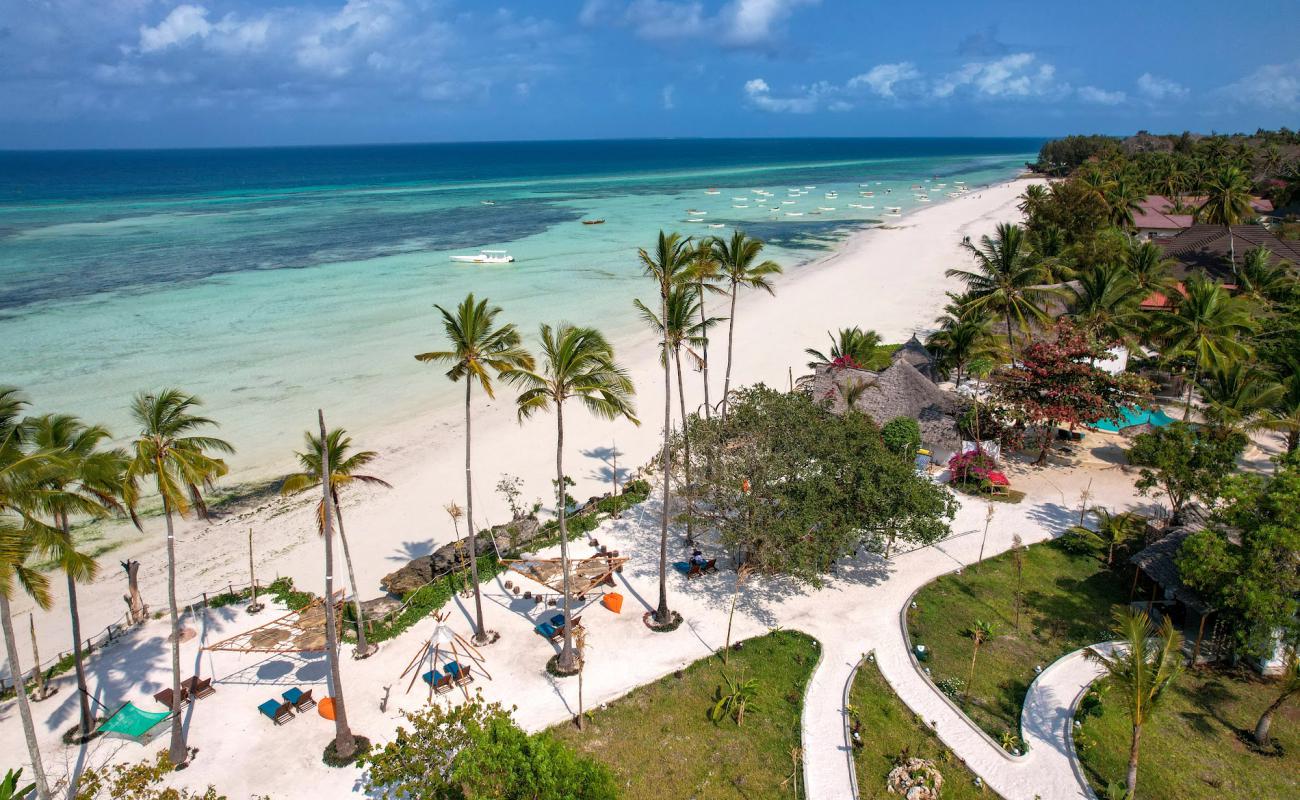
left=4, top=176, right=1042, bottom=679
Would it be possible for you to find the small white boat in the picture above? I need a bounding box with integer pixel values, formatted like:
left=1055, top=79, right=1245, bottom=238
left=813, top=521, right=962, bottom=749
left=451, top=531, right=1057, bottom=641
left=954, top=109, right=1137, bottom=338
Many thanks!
left=849, top=203, right=866, bottom=209
left=918, top=197, right=932, bottom=203
left=480, top=200, right=495, bottom=206
left=708, top=223, right=725, bottom=229
left=863, top=205, right=875, bottom=209
left=686, top=217, right=705, bottom=223
left=885, top=206, right=901, bottom=212
left=804, top=185, right=815, bottom=189
left=818, top=206, right=835, bottom=212
left=685, top=209, right=707, bottom=215
left=786, top=211, right=803, bottom=217
left=732, top=197, right=748, bottom=201
left=825, top=192, right=838, bottom=199
left=704, top=189, right=720, bottom=195
left=948, top=192, right=960, bottom=198
left=451, top=249, right=513, bottom=264
left=782, top=200, right=796, bottom=205
left=732, top=204, right=749, bottom=209
left=860, top=191, right=874, bottom=197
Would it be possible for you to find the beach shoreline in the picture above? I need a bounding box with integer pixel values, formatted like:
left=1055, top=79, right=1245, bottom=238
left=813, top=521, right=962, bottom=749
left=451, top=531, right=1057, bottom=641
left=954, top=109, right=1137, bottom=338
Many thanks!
left=5, top=172, right=1044, bottom=671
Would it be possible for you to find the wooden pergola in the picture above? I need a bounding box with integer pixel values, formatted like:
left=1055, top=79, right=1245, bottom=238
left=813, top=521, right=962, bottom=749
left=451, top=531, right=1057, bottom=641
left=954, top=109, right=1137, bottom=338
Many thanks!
left=204, top=592, right=344, bottom=654
left=501, top=553, right=628, bottom=597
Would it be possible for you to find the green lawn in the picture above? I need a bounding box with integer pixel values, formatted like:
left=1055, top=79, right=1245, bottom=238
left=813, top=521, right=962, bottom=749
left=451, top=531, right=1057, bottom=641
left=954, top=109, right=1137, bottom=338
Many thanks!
left=850, top=658, right=994, bottom=799
left=1076, top=668, right=1300, bottom=799
left=907, top=539, right=1127, bottom=743
left=551, top=630, right=816, bottom=799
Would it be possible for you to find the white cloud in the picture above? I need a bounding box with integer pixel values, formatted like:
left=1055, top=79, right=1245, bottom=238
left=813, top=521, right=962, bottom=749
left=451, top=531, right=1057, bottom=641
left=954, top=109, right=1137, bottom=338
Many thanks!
left=661, top=84, right=676, bottom=110
left=1136, top=73, right=1188, bottom=101
left=582, top=0, right=817, bottom=48
left=933, top=53, right=1061, bottom=99
left=847, top=62, right=921, bottom=98
left=139, top=5, right=212, bottom=52
left=1215, top=60, right=1300, bottom=110
left=743, top=77, right=833, bottom=113
left=721, top=0, right=818, bottom=47
left=1078, top=85, right=1126, bottom=105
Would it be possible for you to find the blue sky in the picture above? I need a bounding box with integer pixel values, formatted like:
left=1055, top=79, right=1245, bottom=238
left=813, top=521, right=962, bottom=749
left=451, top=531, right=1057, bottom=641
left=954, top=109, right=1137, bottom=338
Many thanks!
left=1, top=0, right=1297, bottom=149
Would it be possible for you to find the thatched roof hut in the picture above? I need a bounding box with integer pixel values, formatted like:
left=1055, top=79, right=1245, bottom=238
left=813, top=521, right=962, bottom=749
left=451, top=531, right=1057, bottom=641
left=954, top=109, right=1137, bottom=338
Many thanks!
left=811, top=359, right=967, bottom=452
left=894, top=334, right=937, bottom=381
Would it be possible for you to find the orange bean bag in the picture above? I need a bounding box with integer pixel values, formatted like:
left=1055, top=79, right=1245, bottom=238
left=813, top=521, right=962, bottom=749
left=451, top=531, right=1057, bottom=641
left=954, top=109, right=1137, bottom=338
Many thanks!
left=603, top=593, right=623, bottom=614
left=318, top=696, right=335, bottom=720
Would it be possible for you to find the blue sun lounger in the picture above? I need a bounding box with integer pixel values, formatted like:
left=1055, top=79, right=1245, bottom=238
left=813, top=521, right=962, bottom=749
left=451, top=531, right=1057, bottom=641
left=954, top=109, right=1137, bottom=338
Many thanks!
left=535, top=621, right=558, bottom=639
left=422, top=669, right=454, bottom=693
left=258, top=698, right=293, bottom=725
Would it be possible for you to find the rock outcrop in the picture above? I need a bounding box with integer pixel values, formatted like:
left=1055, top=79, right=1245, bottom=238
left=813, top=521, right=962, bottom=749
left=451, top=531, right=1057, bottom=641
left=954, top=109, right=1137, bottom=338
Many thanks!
left=379, top=516, right=542, bottom=596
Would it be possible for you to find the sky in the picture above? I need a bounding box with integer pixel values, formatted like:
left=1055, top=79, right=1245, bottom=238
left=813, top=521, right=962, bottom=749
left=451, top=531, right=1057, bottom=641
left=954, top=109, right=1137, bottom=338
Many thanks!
left=1, top=0, right=1297, bottom=149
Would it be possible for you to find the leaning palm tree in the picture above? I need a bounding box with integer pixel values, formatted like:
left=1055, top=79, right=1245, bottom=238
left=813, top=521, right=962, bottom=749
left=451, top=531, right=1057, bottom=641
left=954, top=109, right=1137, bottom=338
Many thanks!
left=635, top=284, right=718, bottom=544
left=0, top=388, right=55, bottom=800
left=638, top=232, right=694, bottom=624
left=1087, top=608, right=1184, bottom=799
left=1197, top=360, right=1283, bottom=436
left=280, top=428, right=390, bottom=656
left=945, top=223, right=1052, bottom=366
left=687, top=239, right=726, bottom=419
left=1196, top=165, right=1254, bottom=270
left=24, top=415, right=130, bottom=739
left=1155, top=276, right=1256, bottom=419
left=804, top=327, right=882, bottom=370
left=415, top=294, right=533, bottom=645
left=124, top=389, right=232, bottom=766
left=710, top=230, right=783, bottom=418
left=1253, top=646, right=1298, bottom=746
left=507, top=324, right=637, bottom=668
left=1069, top=261, right=1141, bottom=347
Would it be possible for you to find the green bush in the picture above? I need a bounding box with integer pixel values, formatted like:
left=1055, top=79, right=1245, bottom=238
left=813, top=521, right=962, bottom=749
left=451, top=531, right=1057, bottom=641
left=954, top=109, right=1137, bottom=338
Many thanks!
left=881, top=417, right=922, bottom=456
left=364, top=554, right=506, bottom=643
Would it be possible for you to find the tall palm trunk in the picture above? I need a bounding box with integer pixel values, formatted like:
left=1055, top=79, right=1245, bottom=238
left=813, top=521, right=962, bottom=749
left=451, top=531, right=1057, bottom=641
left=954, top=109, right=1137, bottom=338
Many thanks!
left=319, top=412, right=356, bottom=758
left=1004, top=308, right=1016, bottom=368
left=555, top=405, right=578, bottom=671
left=1253, top=688, right=1294, bottom=744
left=463, top=380, right=487, bottom=643
left=675, top=350, right=693, bottom=544
left=1227, top=225, right=1236, bottom=273
left=1, top=593, right=51, bottom=800
left=656, top=288, right=673, bottom=625
left=1126, top=723, right=1142, bottom=796
left=721, top=282, right=739, bottom=420
left=698, top=279, right=711, bottom=419
left=161, top=493, right=186, bottom=765
left=64, top=512, right=92, bottom=737
left=330, top=491, right=369, bottom=656
left=1183, top=363, right=1200, bottom=421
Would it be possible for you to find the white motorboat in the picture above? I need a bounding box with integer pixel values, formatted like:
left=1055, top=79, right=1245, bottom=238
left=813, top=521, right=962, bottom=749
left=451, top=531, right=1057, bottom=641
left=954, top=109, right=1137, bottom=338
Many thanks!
left=686, top=217, right=705, bottom=223
left=825, top=191, right=838, bottom=199
left=686, top=209, right=707, bottom=215
left=480, top=200, right=496, bottom=206
left=818, top=206, right=835, bottom=211
left=782, top=200, right=797, bottom=205
left=785, top=211, right=803, bottom=217
left=704, top=189, right=720, bottom=195
left=708, top=223, right=725, bottom=228
left=451, top=249, right=513, bottom=264
left=733, top=204, right=749, bottom=209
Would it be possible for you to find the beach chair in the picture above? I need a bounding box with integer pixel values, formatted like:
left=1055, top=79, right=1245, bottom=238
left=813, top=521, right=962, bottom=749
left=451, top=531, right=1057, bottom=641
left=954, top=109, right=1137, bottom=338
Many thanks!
left=422, top=670, right=454, bottom=694
left=686, top=563, right=703, bottom=580
left=703, top=559, right=719, bottom=575
left=282, top=687, right=316, bottom=712
left=535, top=621, right=558, bottom=640
left=183, top=676, right=215, bottom=699
left=153, top=687, right=189, bottom=709
left=445, top=661, right=474, bottom=687
left=258, top=699, right=294, bottom=725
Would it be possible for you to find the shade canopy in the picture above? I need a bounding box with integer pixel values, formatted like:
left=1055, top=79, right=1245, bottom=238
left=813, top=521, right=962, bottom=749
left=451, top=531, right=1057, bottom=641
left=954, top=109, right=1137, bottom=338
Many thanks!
left=503, top=554, right=628, bottom=596
left=98, top=702, right=171, bottom=739
left=204, top=592, right=343, bottom=654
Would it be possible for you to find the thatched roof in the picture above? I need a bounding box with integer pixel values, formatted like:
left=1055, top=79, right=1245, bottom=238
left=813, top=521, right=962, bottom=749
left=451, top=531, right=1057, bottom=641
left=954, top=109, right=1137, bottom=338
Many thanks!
left=1129, top=526, right=1213, bottom=614
left=812, top=359, right=966, bottom=450
left=895, top=334, right=936, bottom=380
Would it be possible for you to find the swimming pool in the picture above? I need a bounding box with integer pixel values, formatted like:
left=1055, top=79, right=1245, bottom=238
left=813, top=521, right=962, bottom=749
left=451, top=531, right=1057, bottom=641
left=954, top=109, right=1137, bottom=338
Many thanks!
left=1091, top=405, right=1178, bottom=432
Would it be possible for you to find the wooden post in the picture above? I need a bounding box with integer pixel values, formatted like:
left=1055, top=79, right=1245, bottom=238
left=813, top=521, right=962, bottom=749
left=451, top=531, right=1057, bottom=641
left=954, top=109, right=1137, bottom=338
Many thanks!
left=1130, top=567, right=1140, bottom=598
left=1190, top=613, right=1208, bottom=666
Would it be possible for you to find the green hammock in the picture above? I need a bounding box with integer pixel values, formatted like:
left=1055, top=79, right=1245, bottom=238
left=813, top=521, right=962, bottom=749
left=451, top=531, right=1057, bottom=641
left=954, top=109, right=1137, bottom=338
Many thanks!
left=97, top=702, right=172, bottom=739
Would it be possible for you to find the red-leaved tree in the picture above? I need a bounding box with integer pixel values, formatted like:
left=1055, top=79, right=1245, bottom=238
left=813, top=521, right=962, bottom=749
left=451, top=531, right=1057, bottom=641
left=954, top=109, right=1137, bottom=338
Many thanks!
left=992, top=320, right=1147, bottom=464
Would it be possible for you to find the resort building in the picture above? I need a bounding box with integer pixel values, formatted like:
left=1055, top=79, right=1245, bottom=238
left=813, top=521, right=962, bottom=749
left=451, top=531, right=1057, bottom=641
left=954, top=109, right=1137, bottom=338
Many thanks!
left=1157, top=223, right=1300, bottom=282
left=1133, top=195, right=1276, bottom=241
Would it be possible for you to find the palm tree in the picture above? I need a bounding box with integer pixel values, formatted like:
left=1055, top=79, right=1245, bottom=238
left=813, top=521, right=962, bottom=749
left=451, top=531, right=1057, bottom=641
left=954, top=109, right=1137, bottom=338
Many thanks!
left=687, top=240, right=725, bottom=419
left=314, top=410, right=358, bottom=761
left=710, top=230, right=783, bottom=418
left=1156, top=276, right=1256, bottom=419
left=124, top=389, right=232, bottom=766
left=24, top=415, right=129, bottom=739
left=1253, top=647, right=1298, bottom=746
left=925, top=319, right=996, bottom=388
left=1237, top=247, right=1294, bottom=304
left=507, top=324, right=637, bottom=668
left=1197, top=360, right=1283, bottom=435
left=280, top=428, right=390, bottom=656
left=1266, top=359, right=1300, bottom=453
left=804, top=327, right=882, bottom=370
left=966, top=619, right=995, bottom=695
left=1124, top=240, right=1177, bottom=297
left=1071, top=507, right=1145, bottom=566
left=1069, top=262, right=1141, bottom=346
left=1018, top=183, right=1048, bottom=215
left=635, top=284, right=717, bottom=545
left=0, top=387, right=55, bottom=800
left=1087, top=608, right=1184, bottom=798
left=1196, top=165, right=1254, bottom=270
left=1104, top=174, right=1146, bottom=230
left=415, top=294, right=533, bottom=645
left=945, top=223, right=1052, bottom=366
left=638, top=232, right=694, bottom=624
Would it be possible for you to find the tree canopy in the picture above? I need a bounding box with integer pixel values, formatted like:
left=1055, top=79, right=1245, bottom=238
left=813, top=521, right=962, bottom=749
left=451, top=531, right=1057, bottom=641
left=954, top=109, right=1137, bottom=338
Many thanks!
left=1128, top=422, right=1247, bottom=524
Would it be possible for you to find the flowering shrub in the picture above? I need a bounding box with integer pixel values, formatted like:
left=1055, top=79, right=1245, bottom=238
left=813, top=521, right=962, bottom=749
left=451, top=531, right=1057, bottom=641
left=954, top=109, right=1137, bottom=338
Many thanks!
left=830, top=354, right=862, bottom=370
left=948, top=450, right=999, bottom=484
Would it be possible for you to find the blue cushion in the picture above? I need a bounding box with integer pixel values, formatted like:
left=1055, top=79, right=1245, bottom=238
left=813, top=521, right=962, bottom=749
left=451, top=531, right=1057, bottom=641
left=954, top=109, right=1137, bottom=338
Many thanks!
left=672, top=561, right=690, bottom=574
left=535, top=622, right=556, bottom=637
left=421, top=670, right=442, bottom=685
left=282, top=687, right=303, bottom=704
left=550, top=613, right=566, bottom=627
left=446, top=661, right=462, bottom=677
left=258, top=699, right=282, bottom=719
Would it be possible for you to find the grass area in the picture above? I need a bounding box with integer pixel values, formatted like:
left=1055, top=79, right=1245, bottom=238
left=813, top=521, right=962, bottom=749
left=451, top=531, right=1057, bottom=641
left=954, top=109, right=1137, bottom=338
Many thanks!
left=551, top=630, right=816, bottom=799
left=907, top=539, right=1127, bottom=744
left=850, top=658, right=994, bottom=799
left=1076, top=667, right=1300, bottom=799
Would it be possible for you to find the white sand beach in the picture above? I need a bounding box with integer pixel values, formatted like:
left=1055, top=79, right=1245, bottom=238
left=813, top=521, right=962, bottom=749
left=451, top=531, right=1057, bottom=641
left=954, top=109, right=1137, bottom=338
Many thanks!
left=3, top=174, right=1109, bottom=799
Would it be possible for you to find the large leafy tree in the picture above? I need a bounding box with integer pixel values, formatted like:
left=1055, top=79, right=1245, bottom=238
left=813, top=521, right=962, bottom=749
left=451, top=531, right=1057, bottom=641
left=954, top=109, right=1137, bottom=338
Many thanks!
left=675, top=385, right=954, bottom=582
left=1086, top=609, right=1184, bottom=799
left=710, top=230, right=782, bottom=419
left=1128, top=421, right=1246, bottom=524
left=0, top=387, right=56, bottom=800
left=990, top=320, right=1145, bottom=464
left=415, top=294, right=533, bottom=644
left=804, top=327, right=883, bottom=371
left=946, top=223, right=1053, bottom=366
left=637, top=232, right=694, bottom=625
left=280, top=427, right=390, bottom=656
left=24, top=414, right=130, bottom=739
left=359, top=696, right=618, bottom=800
left=508, top=324, right=637, bottom=667
left=1155, top=275, right=1256, bottom=419
left=124, top=389, right=233, bottom=766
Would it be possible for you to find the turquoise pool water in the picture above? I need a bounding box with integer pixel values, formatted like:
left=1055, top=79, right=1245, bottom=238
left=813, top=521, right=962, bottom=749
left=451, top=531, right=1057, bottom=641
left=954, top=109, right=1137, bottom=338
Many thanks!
left=1091, top=406, right=1178, bottom=432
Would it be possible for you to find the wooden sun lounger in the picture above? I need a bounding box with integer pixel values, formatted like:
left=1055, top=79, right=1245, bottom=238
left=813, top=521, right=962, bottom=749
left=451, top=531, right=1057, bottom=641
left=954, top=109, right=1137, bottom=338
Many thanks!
left=258, top=699, right=294, bottom=725
left=422, top=670, right=455, bottom=694
left=282, top=687, right=315, bottom=712
left=182, top=676, right=215, bottom=699
left=153, top=687, right=190, bottom=709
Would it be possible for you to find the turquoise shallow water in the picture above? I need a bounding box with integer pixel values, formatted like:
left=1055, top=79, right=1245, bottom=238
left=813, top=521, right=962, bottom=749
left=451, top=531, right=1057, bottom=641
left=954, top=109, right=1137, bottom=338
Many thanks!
left=0, top=139, right=1038, bottom=476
